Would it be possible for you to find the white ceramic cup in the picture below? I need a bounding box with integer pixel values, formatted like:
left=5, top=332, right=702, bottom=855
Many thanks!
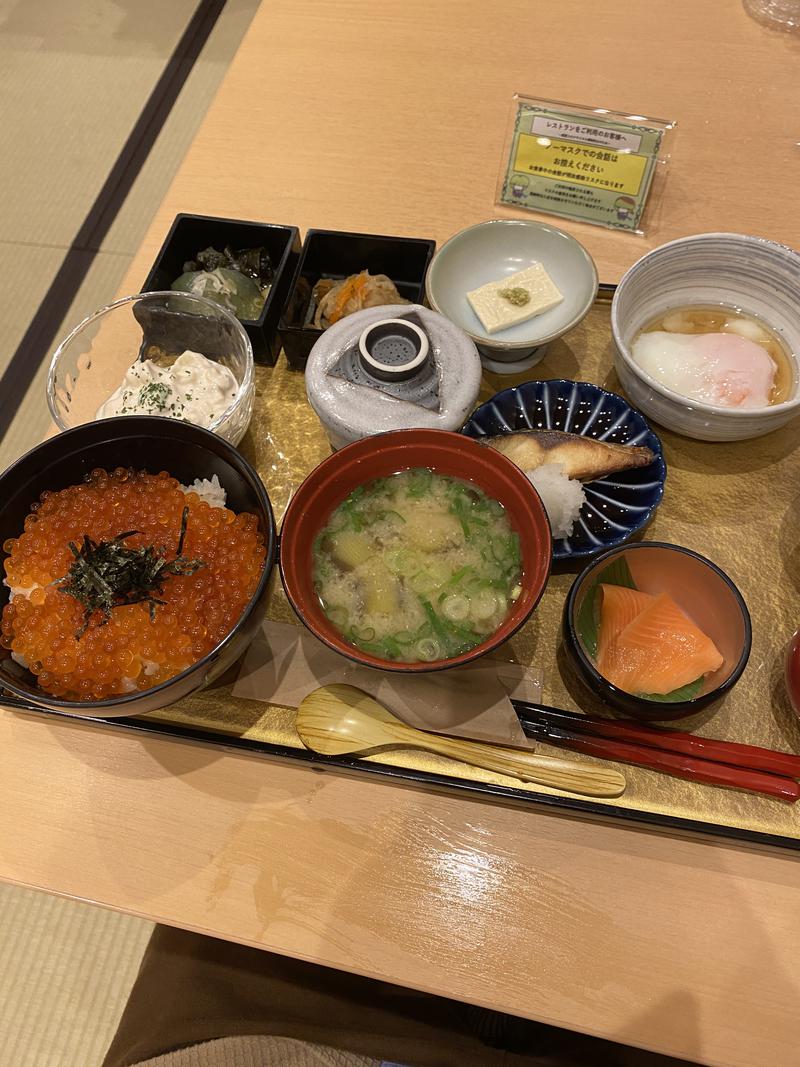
left=611, top=233, right=800, bottom=441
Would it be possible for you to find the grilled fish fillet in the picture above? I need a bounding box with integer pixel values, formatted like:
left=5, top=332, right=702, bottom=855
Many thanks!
left=480, top=430, right=655, bottom=481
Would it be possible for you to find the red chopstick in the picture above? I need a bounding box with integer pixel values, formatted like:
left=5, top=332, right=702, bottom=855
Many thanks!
left=515, top=702, right=800, bottom=779
left=525, top=722, right=800, bottom=803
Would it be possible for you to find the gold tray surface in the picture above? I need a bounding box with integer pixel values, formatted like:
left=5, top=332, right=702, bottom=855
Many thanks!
left=146, top=295, right=800, bottom=843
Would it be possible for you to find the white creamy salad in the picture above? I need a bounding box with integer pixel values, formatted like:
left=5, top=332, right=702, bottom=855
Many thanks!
left=96, top=350, right=238, bottom=428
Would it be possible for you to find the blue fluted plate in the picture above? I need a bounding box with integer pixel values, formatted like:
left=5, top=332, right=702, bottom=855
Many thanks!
left=462, top=380, right=666, bottom=561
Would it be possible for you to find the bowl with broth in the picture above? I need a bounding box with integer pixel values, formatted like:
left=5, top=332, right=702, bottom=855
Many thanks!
left=611, top=233, right=800, bottom=441
left=279, top=428, right=552, bottom=671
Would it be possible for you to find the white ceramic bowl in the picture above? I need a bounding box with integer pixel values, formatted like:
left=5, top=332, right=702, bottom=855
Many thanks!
left=611, top=233, right=800, bottom=441
left=425, top=219, right=598, bottom=373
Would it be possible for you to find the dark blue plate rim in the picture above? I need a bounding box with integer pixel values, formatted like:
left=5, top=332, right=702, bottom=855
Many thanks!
left=462, top=379, right=667, bottom=561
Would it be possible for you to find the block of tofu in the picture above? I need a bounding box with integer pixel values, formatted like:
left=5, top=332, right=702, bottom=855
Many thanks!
left=466, top=263, right=563, bottom=335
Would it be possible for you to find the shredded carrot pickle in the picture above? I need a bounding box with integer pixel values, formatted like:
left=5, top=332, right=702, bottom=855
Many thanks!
left=1, top=468, right=266, bottom=700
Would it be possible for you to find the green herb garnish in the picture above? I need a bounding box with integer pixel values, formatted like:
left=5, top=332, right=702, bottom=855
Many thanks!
left=137, top=381, right=171, bottom=412
left=55, top=506, right=204, bottom=638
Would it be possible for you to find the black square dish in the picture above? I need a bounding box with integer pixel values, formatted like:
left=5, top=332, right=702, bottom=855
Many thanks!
left=278, top=228, right=436, bottom=370
left=142, top=213, right=301, bottom=365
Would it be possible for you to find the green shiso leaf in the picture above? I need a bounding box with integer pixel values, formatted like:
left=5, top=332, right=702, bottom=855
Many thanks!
left=639, top=676, right=704, bottom=703
left=592, top=555, right=637, bottom=591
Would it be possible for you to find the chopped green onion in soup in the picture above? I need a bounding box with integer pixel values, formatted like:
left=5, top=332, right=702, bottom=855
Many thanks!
left=312, top=468, right=522, bottom=663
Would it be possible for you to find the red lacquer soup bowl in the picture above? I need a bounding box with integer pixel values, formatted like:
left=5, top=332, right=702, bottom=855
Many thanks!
left=279, top=428, right=552, bottom=672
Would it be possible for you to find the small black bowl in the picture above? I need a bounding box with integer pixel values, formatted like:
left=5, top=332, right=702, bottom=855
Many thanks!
left=0, top=417, right=276, bottom=717
left=562, top=542, right=751, bottom=721
left=142, top=212, right=301, bottom=365
left=278, top=228, right=436, bottom=370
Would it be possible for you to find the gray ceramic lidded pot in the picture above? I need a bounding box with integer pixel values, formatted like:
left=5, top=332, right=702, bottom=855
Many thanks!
left=305, top=303, right=483, bottom=449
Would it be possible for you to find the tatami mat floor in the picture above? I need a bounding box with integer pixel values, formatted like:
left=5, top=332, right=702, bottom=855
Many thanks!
left=0, top=0, right=260, bottom=465
left=0, top=885, right=152, bottom=1067
left=0, top=1, right=259, bottom=1063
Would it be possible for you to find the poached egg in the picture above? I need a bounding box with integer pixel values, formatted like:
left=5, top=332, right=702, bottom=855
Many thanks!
left=631, top=331, right=776, bottom=408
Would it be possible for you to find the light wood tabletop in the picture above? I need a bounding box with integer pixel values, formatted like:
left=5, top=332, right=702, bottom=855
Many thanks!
left=112, top=0, right=799, bottom=286
left=3, top=3, right=800, bottom=1065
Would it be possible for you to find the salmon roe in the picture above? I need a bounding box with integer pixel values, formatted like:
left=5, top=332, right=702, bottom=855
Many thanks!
left=1, top=468, right=266, bottom=701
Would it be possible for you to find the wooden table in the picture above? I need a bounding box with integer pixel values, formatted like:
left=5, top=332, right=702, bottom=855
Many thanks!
left=3, top=3, right=800, bottom=1065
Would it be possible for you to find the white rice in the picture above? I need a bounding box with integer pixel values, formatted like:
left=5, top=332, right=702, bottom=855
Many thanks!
left=179, top=474, right=226, bottom=509
left=120, top=658, right=161, bottom=692
left=3, top=578, right=42, bottom=602
left=526, top=462, right=586, bottom=540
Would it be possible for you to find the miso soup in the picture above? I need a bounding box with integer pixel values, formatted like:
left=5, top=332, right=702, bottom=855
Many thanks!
left=312, top=468, right=522, bottom=662
left=632, top=305, right=793, bottom=408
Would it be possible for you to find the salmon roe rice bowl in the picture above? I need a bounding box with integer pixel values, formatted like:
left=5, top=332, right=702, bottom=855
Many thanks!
left=1, top=467, right=266, bottom=701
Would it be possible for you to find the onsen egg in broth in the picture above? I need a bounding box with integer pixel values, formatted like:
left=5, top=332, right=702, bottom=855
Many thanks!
left=631, top=305, right=793, bottom=408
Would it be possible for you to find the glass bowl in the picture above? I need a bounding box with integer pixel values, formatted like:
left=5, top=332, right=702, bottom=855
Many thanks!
left=47, top=291, right=255, bottom=446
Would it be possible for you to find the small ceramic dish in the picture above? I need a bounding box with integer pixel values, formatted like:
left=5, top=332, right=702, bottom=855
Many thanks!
left=563, top=542, right=751, bottom=721
left=462, top=380, right=666, bottom=561
left=611, top=232, right=800, bottom=441
left=141, top=212, right=301, bottom=365
left=279, top=228, right=436, bottom=370
left=0, top=416, right=277, bottom=718
left=305, top=304, right=482, bottom=450
left=425, top=219, right=598, bottom=373
left=279, top=428, right=552, bottom=672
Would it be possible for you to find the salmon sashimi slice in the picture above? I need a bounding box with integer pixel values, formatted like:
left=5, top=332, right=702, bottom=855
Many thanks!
left=596, top=584, right=655, bottom=666
left=598, top=592, right=724, bottom=696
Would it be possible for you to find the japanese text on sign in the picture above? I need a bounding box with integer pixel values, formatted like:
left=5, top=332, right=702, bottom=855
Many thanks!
left=513, top=134, right=647, bottom=196
left=530, top=116, right=642, bottom=152
left=497, top=96, right=673, bottom=231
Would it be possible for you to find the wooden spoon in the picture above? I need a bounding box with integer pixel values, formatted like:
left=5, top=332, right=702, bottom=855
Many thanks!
left=297, top=684, right=626, bottom=798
